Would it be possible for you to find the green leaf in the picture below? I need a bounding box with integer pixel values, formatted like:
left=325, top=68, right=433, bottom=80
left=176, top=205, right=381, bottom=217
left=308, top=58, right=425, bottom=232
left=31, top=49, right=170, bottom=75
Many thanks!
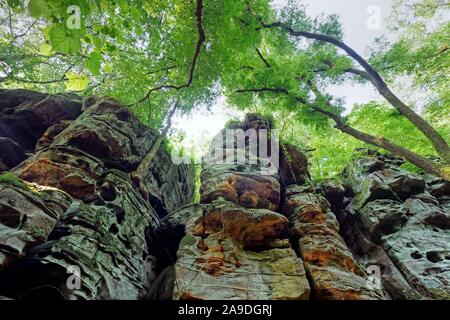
left=39, top=43, right=53, bottom=56
left=84, top=52, right=102, bottom=76
left=100, top=0, right=109, bottom=11
left=92, top=35, right=103, bottom=50
left=118, top=0, right=129, bottom=13
left=49, top=24, right=81, bottom=54
left=65, top=71, right=89, bottom=91
left=103, top=63, right=113, bottom=73
left=7, top=0, right=21, bottom=8
left=28, top=0, right=47, bottom=18
left=83, top=34, right=93, bottom=44
left=42, top=25, right=52, bottom=41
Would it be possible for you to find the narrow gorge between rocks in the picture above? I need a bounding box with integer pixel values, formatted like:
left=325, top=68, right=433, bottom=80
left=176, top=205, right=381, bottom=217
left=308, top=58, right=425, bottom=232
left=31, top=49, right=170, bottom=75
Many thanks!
left=0, top=89, right=449, bottom=300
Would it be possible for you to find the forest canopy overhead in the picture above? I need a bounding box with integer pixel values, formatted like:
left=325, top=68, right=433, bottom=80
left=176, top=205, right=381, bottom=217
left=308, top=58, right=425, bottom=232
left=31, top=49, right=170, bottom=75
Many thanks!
left=0, top=0, right=449, bottom=181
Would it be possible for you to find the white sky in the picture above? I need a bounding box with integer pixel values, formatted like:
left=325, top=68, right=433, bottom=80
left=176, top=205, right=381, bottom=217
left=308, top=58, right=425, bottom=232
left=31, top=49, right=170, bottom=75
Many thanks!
left=171, top=0, right=394, bottom=152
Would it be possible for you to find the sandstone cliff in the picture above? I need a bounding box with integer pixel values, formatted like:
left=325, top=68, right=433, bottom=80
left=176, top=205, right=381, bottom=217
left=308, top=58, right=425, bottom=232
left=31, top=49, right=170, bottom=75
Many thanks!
left=0, top=89, right=194, bottom=299
left=0, top=90, right=448, bottom=300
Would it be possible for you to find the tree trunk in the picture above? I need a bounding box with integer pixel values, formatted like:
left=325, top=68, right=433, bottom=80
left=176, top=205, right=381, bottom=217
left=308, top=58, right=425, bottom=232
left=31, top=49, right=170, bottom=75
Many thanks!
left=335, top=123, right=448, bottom=180
left=306, top=86, right=450, bottom=181
left=132, top=105, right=178, bottom=199
left=377, top=85, right=450, bottom=164
left=260, top=22, right=450, bottom=164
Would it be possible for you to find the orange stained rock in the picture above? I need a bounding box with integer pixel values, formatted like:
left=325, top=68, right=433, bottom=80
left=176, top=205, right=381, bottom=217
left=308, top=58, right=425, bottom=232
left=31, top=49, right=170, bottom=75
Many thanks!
left=316, top=288, right=362, bottom=300
left=238, top=191, right=259, bottom=208
left=201, top=172, right=280, bottom=210
left=302, top=249, right=358, bottom=273
left=17, top=159, right=95, bottom=198
left=205, top=255, right=225, bottom=274
left=211, top=208, right=287, bottom=250
left=200, top=180, right=238, bottom=204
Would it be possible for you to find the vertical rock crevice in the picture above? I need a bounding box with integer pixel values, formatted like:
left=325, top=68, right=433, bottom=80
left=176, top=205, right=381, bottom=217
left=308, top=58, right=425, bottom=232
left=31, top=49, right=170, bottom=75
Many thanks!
left=154, top=114, right=311, bottom=300
left=279, top=146, right=384, bottom=300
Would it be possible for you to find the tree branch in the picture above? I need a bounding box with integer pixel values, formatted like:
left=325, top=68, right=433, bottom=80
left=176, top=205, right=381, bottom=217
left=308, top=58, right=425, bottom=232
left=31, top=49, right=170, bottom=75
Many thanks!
left=11, top=19, right=38, bottom=43
left=236, top=87, right=288, bottom=94
left=235, top=85, right=448, bottom=179
left=6, top=76, right=67, bottom=84
left=129, top=0, right=206, bottom=106
left=132, top=103, right=178, bottom=200
left=144, top=65, right=177, bottom=76
left=257, top=21, right=450, bottom=163
left=255, top=47, right=271, bottom=68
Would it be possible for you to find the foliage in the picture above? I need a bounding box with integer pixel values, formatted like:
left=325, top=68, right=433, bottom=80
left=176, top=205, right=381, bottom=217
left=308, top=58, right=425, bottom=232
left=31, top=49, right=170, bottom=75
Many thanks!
left=0, top=172, right=29, bottom=189
left=0, top=0, right=448, bottom=180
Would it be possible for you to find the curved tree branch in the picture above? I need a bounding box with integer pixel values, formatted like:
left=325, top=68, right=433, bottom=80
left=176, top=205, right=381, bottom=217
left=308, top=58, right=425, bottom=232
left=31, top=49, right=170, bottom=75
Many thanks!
left=132, top=103, right=178, bottom=200
left=257, top=21, right=450, bottom=164
left=255, top=47, right=271, bottom=68
left=129, top=0, right=206, bottom=107
left=235, top=86, right=449, bottom=180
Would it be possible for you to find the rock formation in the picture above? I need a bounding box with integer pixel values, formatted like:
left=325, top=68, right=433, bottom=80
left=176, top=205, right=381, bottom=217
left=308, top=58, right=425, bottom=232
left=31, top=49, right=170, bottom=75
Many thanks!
left=325, top=150, right=450, bottom=300
left=149, top=114, right=384, bottom=300
left=0, top=91, right=448, bottom=300
left=0, top=90, right=194, bottom=299
left=155, top=116, right=311, bottom=300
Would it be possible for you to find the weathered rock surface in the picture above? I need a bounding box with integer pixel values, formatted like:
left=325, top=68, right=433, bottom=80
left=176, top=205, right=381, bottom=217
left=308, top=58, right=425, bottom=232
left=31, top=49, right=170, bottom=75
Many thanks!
left=1, top=91, right=448, bottom=301
left=279, top=144, right=310, bottom=186
left=1, top=172, right=159, bottom=299
left=0, top=174, right=71, bottom=270
left=153, top=118, right=311, bottom=300
left=337, top=150, right=450, bottom=299
left=282, top=185, right=384, bottom=300
left=0, top=89, right=82, bottom=153
left=0, top=137, right=27, bottom=169
left=0, top=90, right=194, bottom=299
left=171, top=201, right=310, bottom=300
left=200, top=170, right=280, bottom=211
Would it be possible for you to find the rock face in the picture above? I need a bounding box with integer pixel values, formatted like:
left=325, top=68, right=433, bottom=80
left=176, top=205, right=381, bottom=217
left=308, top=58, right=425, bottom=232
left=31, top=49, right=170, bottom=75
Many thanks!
left=335, top=150, right=450, bottom=299
left=149, top=116, right=386, bottom=300
left=161, top=120, right=311, bottom=300
left=280, top=149, right=383, bottom=300
left=0, top=90, right=194, bottom=299
left=170, top=202, right=310, bottom=300
left=283, top=185, right=383, bottom=299
left=0, top=174, right=71, bottom=270
left=0, top=89, right=82, bottom=165
left=0, top=90, right=448, bottom=300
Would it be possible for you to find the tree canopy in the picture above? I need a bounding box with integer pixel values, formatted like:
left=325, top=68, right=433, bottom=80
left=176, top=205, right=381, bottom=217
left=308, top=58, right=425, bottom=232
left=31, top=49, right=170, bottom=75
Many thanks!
left=0, top=0, right=449, bottom=181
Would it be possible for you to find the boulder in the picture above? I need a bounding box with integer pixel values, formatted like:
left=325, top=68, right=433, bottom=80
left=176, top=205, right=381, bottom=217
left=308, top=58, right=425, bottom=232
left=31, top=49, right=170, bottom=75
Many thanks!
left=0, top=89, right=82, bottom=152
left=0, top=173, right=71, bottom=270
left=171, top=201, right=310, bottom=300
left=0, top=137, right=26, bottom=168
left=282, top=185, right=384, bottom=300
